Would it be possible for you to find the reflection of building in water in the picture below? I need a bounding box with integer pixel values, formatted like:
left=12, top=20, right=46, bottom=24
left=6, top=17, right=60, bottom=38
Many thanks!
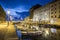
left=49, top=28, right=60, bottom=40
left=0, top=5, right=6, bottom=21
left=39, top=27, right=60, bottom=40
left=29, top=0, right=60, bottom=25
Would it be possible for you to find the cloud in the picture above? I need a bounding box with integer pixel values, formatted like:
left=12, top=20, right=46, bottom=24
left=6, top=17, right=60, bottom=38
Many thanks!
left=5, top=9, right=17, bottom=15
left=0, top=0, right=53, bottom=20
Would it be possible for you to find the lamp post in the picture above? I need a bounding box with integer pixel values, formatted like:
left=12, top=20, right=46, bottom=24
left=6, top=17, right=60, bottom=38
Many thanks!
left=7, top=10, right=10, bottom=27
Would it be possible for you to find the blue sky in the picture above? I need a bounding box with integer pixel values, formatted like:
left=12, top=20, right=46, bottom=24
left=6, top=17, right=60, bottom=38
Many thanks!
left=0, top=0, right=53, bottom=11
left=0, top=0, right=53, bottom=20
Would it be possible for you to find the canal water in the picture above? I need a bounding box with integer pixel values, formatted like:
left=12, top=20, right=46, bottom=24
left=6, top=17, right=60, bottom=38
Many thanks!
left=22, top=28, right=60, bottom=40
left=20, top=28, right=60, bottom=40
left=14, top=24, right=60, bottom=40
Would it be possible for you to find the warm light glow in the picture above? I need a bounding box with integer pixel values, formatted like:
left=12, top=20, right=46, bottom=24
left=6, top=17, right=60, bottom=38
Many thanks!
left=44, top=30, right=49, bottom=37
left=45, top=30, right=49, bottom=35
left=51, top=28, right=57, bottom=33
left=50, top=19, right=54, bottom=24
left=36, top=27, right=39, bottom=30
left=46, top=18, right=49, bottom=20
left=42, top=18, right=45, bottom=20
left=32, top=26, right=39, bottom=30
left=45, top=13, right=47, bottom=15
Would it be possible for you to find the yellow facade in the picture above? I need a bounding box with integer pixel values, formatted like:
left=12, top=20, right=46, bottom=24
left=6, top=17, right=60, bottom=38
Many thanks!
left=49, top=0, right=60, bottom=25
left=30, top=0, right=60, bottom=25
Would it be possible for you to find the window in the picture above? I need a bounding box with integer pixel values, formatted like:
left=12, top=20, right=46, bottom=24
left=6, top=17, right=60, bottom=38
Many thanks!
left=55, top=8, right=56, bottom=10
left=59, top=15, right=60, bottom=18
left=0, top=12, right=1, bottom=14
left=59, top=33, right=60, bottom=36
left=51, top=16, right=53, bottom=18
left=51, top=12, right=53, bottom=14
left=51, top=5, right=53, bottom=7
left=59, top=11, right=60, bottom=13
left=51, top=9, right=53, bottom=11
left=59, top=6, right=60, bottom=9
left=55, top=15, right=56, bottom=18
left=55, top=4, right=56, bottom=6
left=59, top=2, right=60, bottom=4
left=55, top=12, right=56, bottom=13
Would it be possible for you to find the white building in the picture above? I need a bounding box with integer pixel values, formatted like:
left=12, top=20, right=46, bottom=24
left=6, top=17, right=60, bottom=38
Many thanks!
left=30, top=0, right=60, bottom=25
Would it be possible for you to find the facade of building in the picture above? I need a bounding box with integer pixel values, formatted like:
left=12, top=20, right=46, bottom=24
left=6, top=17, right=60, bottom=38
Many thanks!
left=30, top=0, right=60, bottom=25
left=29, top=4, right=41, bottom=19
left=29, top=1, right=60, bottom=40
left=49, top=0, right=60, bottom=25
left=0, top=5, right=6, bottom=21
left=33, top=4, right=50, bottom=22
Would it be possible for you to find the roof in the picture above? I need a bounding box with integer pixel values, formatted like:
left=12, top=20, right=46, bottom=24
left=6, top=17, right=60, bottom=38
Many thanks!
left=30, top=4, right=42, bottom=11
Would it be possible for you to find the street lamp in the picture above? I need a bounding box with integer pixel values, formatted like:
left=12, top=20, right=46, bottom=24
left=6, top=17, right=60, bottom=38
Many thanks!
left=7, top=10, right=10, bottom=27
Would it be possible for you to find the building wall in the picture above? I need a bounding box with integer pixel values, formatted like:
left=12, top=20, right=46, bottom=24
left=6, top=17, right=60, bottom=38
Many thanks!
left=0, top=5, right=6, bottom=21
left=33, top=4, right=50, bottom=23
left=29, top=4, right=41, bottom=19
left=50, top=0, right=60, bottom=25
left=31, top=0, right=60, bottom=25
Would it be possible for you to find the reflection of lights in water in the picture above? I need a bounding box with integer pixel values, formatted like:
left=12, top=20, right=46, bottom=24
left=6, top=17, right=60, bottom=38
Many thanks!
left=45, top=30, right=49, bottom=35
left=31, top=26, right=33, bottom=29
left=51, top=28, right=57, bottom=33
left=43, top=30, right=49, bottom=37
left=36, top=27, right=39, bottom=30
left=32, top=26, right=39, bottom=30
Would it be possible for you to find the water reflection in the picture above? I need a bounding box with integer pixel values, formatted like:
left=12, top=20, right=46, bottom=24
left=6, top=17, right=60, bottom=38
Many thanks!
left=14, top=23, right=60, bottom=40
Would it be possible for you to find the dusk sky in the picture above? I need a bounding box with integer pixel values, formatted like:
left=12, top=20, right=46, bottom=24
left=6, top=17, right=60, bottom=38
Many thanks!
left=0, top=0, right=53, bottom=20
